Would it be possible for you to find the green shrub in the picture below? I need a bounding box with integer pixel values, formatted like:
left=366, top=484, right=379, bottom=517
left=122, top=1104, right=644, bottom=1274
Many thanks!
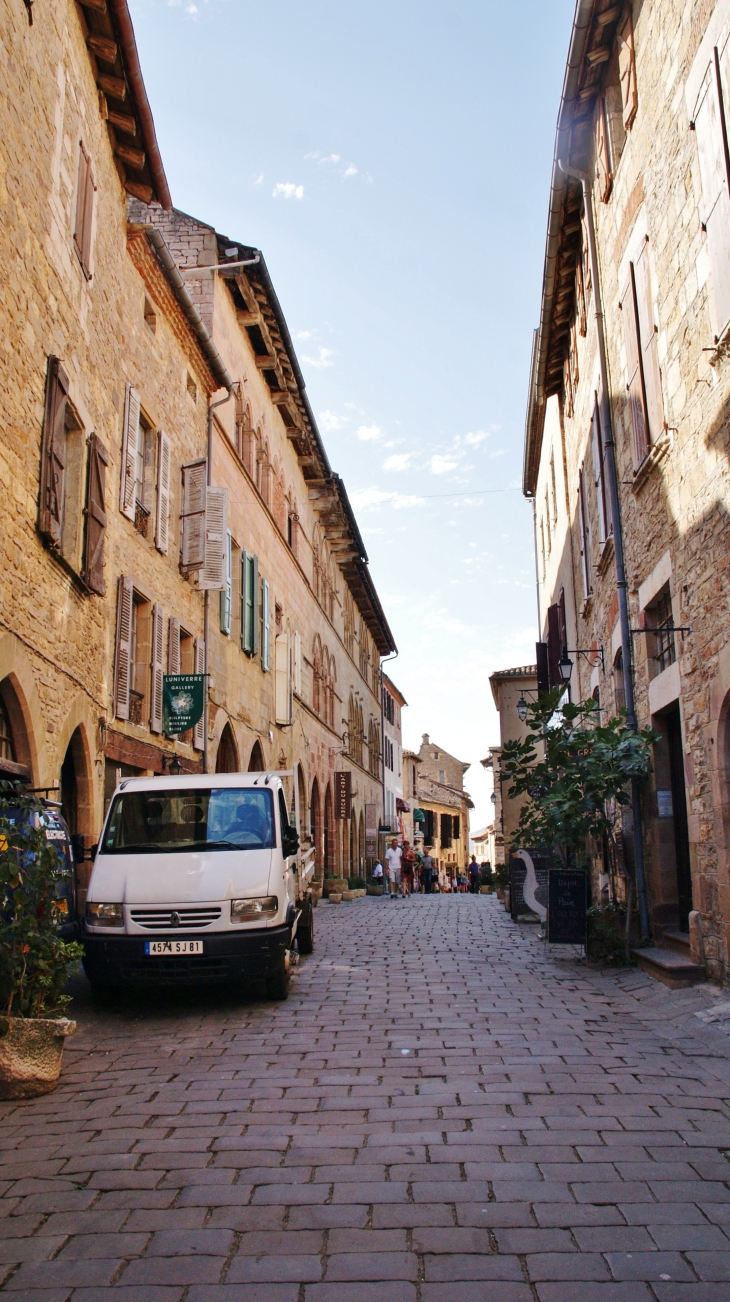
left=348, top=877, right=366, bottom=890
left=0, top=782, right=83, bottom=1018
left=479, top=864, right=494, bottom=887
left=587, top=903, right=633, bottom=966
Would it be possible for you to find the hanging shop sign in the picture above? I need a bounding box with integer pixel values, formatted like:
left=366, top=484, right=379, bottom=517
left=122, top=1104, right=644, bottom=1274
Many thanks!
left=163, top=674, right=205, bottom=736
left=547, top=868, right=588, bottom=946
left=365, top=802, right=378, bottom=856
left=334, top=771, right=352, bottom=820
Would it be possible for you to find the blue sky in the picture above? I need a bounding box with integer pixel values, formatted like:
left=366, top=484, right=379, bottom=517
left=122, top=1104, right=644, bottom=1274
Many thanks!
left=131, top=0, right=575, bottom=831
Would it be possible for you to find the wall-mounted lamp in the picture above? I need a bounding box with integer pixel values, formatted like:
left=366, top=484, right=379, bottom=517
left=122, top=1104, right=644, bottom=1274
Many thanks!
left=517, top=695, right=529, bottom=723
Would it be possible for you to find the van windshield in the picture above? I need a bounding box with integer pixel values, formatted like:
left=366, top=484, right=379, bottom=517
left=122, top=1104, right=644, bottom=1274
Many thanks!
left=102, top=788, right=276, bottom=854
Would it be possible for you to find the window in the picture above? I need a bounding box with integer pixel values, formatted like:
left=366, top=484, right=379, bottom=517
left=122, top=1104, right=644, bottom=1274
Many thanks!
left=144, top=298, right=157, bottom=332
left=614, top=647, right=626, bottom=713
left=187, top=373, right=197, bottom=403
left=595, top=95, right=612, bottom=203
left=73, top=141, right=95, bottom=279
left=155, top=431, right=171, bottom=555
left=648, top=587, right=676, bottom=675
left=275, top=633, right=292, bottom=725
left=578, top=466, right=593, bottom=600
left=383, top=690, right=395, bottom=724
left=550, top=452, right=558, bottom=525
left=617, top=8, right=638, bottom=130
left=241, top=552, right=259, bottom=655
left=693, top=41, right=730, bottom=339
left=114, top=578, right=148, bottom=724
left=440, top=813, right=452, bottom=848
left=134, top=413, right=156, bottom=536
left=439, top=770, right=445, bottom=784
left=220, top=531, right=233, bottom=634
left=620, top=242, right=664, bottom=468
left=591, top=395, right=611, bottom=544
left=38, top=357, right=108, bottom=592
left=0, top=698, right=15, bottom=764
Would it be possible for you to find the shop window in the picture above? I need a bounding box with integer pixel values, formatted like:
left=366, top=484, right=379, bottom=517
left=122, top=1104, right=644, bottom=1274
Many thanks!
left=647, top=586, right=676, bottom=676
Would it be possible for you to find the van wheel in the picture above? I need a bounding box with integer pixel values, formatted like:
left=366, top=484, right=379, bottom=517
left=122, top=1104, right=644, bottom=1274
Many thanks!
left=297, top=900, right=314, bottom=955
left=266, top=962, right=289, bottom=1001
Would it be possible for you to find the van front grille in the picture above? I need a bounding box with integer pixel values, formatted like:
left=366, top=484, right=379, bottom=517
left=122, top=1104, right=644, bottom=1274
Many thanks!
left=129, top=907, right=222, bottom=930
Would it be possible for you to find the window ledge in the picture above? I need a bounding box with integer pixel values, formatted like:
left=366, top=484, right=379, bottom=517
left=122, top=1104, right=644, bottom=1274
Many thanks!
left=598, top=534, right=614, bottom=576
left=631, top=432, right=672, bottom=494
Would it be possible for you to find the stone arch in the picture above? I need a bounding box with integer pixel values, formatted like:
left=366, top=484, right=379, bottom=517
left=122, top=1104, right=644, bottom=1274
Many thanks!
left=55, top=692, right=99, bottom=839
left=248, top=738, right=265, bottom=772
left=310, top=775, right=323, bottom=881
left=216, top=722, right=239, bottom=773
left=0, top=633, right=48, bottom=784
left=324, top=782, right=335, bottom=877
left=358, top=811, right=365, bottom=873
left=296, top=763, right=307, bottom=837
left=60, top=723, right=94, bottom=842
left=349, top=818, right=356, bottom=878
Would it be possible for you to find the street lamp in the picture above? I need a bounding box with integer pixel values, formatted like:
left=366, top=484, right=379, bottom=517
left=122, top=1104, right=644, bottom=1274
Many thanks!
left=490, top=791, right=496, bottom=805
left=559, top=650, right=574, bottom=684
left=170, top=755, right=183, bottom=776
left=517, top=695, right=528, bottom=723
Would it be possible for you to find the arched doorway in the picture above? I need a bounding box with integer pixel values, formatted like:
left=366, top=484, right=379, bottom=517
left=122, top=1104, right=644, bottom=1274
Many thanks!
left=358, top=812, right=365, bottom=875
left=216, top=723, right=239, bottom=773
left=60, top=726, right=92, bottom=840
left=324, top=783, right=334, bottom=877
left=297, top=764, right=307, bottom=839
left=349, top=819, right=356, bottom=879
left=311, top=777, right=322, bottom=881
left=0, top=676, right=32, bottom=780
left=248, top=739, right=265, bottom=772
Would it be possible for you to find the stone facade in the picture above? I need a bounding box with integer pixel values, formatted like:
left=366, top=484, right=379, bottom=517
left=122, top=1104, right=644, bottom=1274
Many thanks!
left=485, top=665, right=540, bottom=869
left=414, top=734, right=471, bottom=880
left=525, top=0, right=730, bottom=979
left=382, top=674, right=405, bottom=833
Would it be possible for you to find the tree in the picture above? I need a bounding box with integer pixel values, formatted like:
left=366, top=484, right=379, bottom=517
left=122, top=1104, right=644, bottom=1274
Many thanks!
left=500, top=689, right=655, bottom=873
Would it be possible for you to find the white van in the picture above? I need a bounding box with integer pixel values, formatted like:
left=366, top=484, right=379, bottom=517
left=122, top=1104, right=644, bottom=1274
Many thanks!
left=82, top=771, right=315, bottom=1000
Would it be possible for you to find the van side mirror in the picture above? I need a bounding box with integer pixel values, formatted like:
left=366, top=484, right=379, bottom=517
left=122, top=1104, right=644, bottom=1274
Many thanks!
left=282, top=827, right=299, bottom=859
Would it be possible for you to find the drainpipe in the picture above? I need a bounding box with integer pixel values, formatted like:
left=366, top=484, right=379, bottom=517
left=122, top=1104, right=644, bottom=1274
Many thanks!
left=531, top=498, right=542, bottom=636
left=203, top=386, right=235, bottom=774
left=558, top=159, right=650, bottom=941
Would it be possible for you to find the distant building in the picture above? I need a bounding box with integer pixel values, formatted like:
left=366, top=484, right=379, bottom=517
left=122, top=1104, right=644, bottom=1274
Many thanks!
left=472, top=824, right=496, bottom=867
left=484, top=665, right=539, bottom=867
left=382, top=675, right=406, bottom=835
left=415, top=734, right=472, bottom=882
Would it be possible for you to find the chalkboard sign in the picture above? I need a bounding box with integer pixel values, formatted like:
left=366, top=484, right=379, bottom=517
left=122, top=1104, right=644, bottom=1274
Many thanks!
left=510, top=849, right=550, bottom=921
left=547, top=869, right=587, bottom=945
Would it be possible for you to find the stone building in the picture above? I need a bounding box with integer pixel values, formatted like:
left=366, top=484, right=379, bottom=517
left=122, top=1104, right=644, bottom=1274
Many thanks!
left=414, top=734, right=472, bottom=882
left=524, top=0, right=730, bottom=980
left=0, top=0, right=397, bottom=895
left=402, top=746, right=422, bottom=846
left=483, top=665, right=540, bottom=871
left=123, top=203, right=396, bottom=884
left=382, top=674, right=406, bottom=834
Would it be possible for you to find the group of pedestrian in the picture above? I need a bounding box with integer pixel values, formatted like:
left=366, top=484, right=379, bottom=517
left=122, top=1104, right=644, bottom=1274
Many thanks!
left=373, top=839, right=482, bottom=899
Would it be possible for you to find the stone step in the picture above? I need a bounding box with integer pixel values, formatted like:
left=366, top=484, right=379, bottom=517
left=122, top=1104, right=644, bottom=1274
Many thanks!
left=632, top=945, right=705, bottom=989
left=661, top=926, right=692, bottom=957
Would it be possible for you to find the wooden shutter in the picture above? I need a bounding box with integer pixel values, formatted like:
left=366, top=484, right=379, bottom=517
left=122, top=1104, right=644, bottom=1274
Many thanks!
left=261, top=578, right=270, bottom=671
left=536, top=642, right=550, bottom=696
left=193, top=638, right=206, bottom=750
left=155, top=429, right=171, bottom=553
left=199, top=487, right=228, bottom=590
left=694, top=59, right=730, bottom=338
left=39, top=356, right=69, bottom=545
left=617, top=7, right=638, bottom=130
left=241, top=553, right=251, bottom=652
left=73, top=142, right=95, bottom=278
left=120, top=384, right=140, bottom=521
left=114, top=576, right=134, bottom=720
left=578, top=467, right=593, bottom=600
left=83, top=433, right=108, bottom=594
left=547, top=603, right=562, bottom=688
left=294, top=630, right=302, bottom=696
left=180, top=459, right=207, bottom=571
left=620, top=269, right=649, bottom=467
left=220, top=531, right=232, bottom=633
left=591, top=397, right=610, bottom=542
left=453, top=815, right=460, bottom=841
left=150, top=604, right=164, bottom=733
left=633, top=242, right=665, bottom=442
left=275, top=633, right=292, bottom=724
left=168, top=617, right=180, bottom=673
left=594, top=98, right=611, bottom=202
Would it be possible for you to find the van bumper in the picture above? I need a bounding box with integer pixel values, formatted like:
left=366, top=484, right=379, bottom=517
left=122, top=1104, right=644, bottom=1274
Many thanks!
left=82, top=924, right=291, bottom=988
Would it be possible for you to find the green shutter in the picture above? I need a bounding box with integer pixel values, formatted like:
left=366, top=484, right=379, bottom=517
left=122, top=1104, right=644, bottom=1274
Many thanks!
left=220, top=531, right=232, bottom=634
left=251, top=554, right=259, bottom=656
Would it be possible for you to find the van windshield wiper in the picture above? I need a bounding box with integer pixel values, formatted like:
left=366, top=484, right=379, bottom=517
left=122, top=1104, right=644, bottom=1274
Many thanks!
left=190, top=839, right=249, bottom=850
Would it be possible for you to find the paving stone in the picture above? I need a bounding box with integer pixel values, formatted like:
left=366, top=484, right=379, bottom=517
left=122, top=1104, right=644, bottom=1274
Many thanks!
left=605, top=1250, right=696, bottom=1280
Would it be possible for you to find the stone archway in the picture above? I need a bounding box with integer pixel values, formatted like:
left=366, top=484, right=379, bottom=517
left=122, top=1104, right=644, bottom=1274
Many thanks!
left=59, top=725, right=94, bottom=841
left=358, top=812, right=365, bottom=875
left=311, top=776, right=322, bottom=881
left=0, top=633, right=49, bottom=784
left=324, top=783, right=335, bottom=877
left=216, top=723, right=239, bottom=773
left=248, top=739, right=265, bottom=772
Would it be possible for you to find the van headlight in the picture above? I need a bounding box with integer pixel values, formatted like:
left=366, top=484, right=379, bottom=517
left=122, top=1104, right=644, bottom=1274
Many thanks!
left=230, top=896, right=278, bottom=923
left=86, top=903, right=123, bottom=928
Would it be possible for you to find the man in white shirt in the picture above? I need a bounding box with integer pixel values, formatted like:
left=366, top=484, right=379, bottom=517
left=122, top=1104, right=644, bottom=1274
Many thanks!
left=385, top=839, right=403, bottom=899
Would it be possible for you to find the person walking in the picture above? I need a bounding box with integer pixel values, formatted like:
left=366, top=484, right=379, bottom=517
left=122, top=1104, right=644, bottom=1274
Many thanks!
left=468, top=854, right=481, bottom=895
left=421, top=846, right=435, bottom=894
left=401, top=840, right=415, bottom=897
left=385, top=838, right=403, bottom=899
left=372, top=859, right=384, bottom=892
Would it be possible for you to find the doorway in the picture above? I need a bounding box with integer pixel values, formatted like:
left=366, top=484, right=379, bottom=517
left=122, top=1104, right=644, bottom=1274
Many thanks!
left=216, top=723, right=238, bottom=773
left=666, top=706, right=692, bottom=931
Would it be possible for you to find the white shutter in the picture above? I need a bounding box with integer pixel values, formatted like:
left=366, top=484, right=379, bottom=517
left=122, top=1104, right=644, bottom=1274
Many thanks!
left=181, top=459, right=207, bottom=572
left=633, top=241, right=665, bottom=443
left=220, top=531, right=232, bottom=633
left=275, top=633, right=291, bottom=724
left=150, top=604, right=164, bottom=733
left=261, top=578, right=270, bottom=672
left=120, top=384, right=140, bottom=521
left=168, top=617, right=180, bottom=673
left=155, top=430, right=171, bottom=553
left=199, top=486, right=228, bottom=590
left=193, top=637, right=206, bottom=750
left=114, top=576, right=134, bottom=719
left=294, top=630, right=302, bottom=696
left=694, top=59, right=730, bottom=338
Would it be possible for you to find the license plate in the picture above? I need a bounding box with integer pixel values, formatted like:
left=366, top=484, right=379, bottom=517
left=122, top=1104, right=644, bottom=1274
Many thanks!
left=144, top=940, right=204, bottom=956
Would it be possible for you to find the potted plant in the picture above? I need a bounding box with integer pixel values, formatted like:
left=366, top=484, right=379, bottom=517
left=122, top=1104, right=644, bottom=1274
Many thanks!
left=0, top=782, right=83, bottom=1098
left=479, top=863, right=494, bottom=894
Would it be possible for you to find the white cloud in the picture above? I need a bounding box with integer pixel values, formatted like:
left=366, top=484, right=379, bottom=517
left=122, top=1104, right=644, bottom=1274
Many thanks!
left=302, top=347, right=334, bottom=369
left=465, top=430, right=489, bottom=446
left=294, top=329, right=313, bottom=341
left=343, top=164, right=358, bottom=178
left=357, top=424, right=383, bottom=441
left=305, top=151, right=341, bottom=164
left=273, top=182, right=304, bottom=201
left=430, top=454, right=461, bottom=475
left=318, top=410, right=345, bottom=433
left=349, top=487, right=424, bottom=511
left=489, top=448, right=507, bottom=459
left=383, top=453, right=411, bottom=472
left=253, top=172, right=264, bottom=186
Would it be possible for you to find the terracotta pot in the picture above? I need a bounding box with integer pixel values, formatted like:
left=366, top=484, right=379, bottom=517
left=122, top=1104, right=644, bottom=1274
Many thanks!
left=310, top=887, right=321, bottom=907
left=480, top=885, right=491, bottom=894
left=367, top=885, right=384, bottom=896
left=0, top=1016, right=76, bottom=1100
left=328, top=893, right=342, bottom=904
left=323, top=878, right=348, bottom=898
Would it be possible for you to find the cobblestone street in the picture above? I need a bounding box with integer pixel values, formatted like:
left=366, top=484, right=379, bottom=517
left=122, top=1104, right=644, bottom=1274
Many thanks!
left=3, top=895, right=730, bottom=1300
